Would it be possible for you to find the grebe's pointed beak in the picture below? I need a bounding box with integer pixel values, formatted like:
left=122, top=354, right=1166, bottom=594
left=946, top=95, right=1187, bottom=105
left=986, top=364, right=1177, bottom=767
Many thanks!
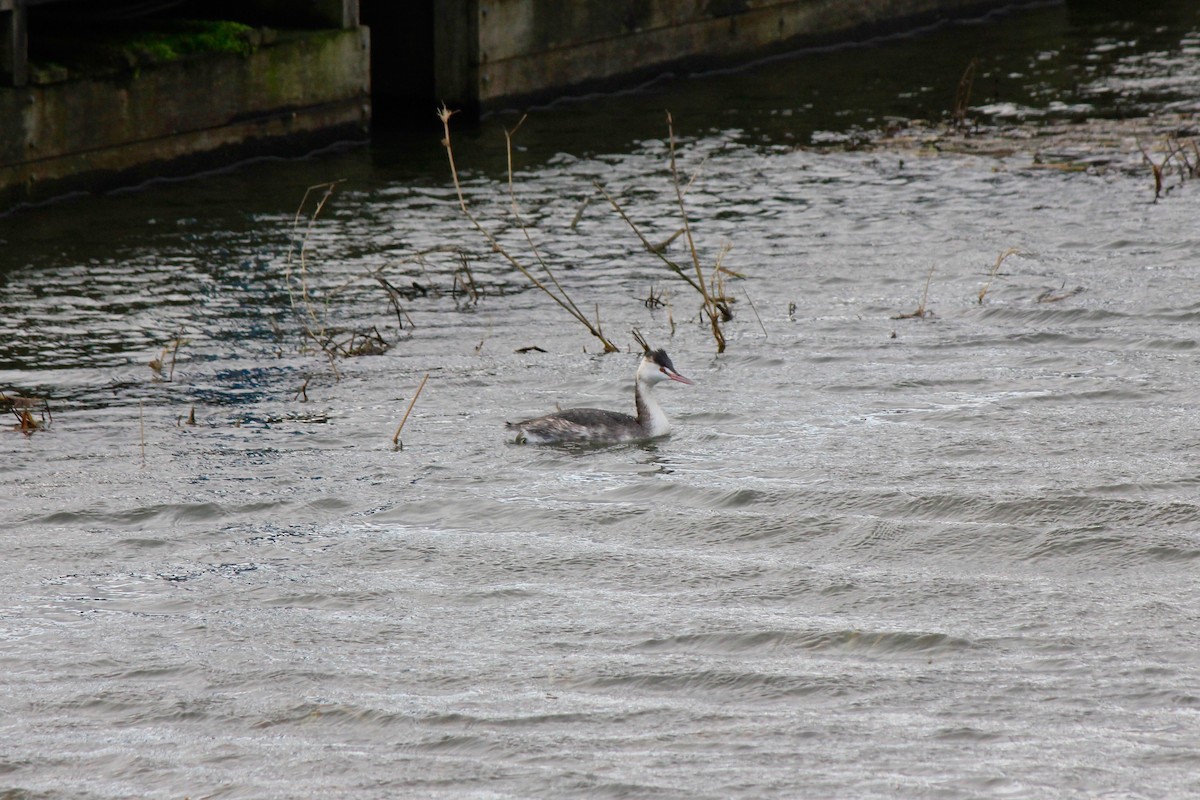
left=664, top=368, right=694, bottom=385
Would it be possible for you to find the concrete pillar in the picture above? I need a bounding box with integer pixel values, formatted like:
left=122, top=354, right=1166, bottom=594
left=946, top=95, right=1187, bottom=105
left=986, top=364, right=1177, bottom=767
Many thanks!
left=1, top=0, right=29, bottom=87
left=433, top=0, right=480, bottom=114
left=323, top=0, right=359, bottom=28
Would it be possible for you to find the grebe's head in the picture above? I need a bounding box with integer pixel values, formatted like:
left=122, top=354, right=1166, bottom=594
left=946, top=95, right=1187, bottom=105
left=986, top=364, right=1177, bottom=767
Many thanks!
left=638, top=348, right=694, bottom=386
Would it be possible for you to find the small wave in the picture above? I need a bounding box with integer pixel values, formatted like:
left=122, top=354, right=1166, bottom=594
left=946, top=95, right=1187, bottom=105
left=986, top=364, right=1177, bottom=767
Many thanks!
left=37, top=501, right=227, bottom=528
left=592, top=482, right=771, bottom=510
left=567, top=668, right=843, bottom=703
left=251, top=702, right=412, bottom=733
left=631, top=628, right=976, bottom=657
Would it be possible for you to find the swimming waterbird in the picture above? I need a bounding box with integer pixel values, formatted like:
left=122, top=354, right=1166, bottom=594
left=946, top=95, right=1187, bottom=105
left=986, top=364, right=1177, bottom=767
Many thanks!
left=508, top=349, right=693, bottom=444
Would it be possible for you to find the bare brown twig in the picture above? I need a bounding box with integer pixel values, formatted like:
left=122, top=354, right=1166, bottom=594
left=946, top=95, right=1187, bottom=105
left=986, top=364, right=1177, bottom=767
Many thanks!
left=438, top=106, right=618, bottom=352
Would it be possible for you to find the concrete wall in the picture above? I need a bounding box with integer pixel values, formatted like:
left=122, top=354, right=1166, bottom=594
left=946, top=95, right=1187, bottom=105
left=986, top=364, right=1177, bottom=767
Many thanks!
left=0, top=27, right=369, bottom=210
left=434, top=0, right=1012, bottom=111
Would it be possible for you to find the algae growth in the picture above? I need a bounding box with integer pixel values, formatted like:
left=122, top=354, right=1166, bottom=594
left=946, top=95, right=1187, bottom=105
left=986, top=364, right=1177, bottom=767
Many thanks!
left=119, top=20, right=259, bottom=63
left=34, top=19, right=263, bottom=77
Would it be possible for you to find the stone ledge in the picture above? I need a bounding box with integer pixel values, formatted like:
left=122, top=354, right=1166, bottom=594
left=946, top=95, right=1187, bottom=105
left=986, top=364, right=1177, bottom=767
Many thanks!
left=0, top=26, right=370, bottom=211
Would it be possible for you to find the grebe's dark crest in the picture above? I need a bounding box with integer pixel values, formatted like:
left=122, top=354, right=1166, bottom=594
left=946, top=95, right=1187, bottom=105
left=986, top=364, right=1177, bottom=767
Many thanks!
left=508, top=348, right=693, bottom=444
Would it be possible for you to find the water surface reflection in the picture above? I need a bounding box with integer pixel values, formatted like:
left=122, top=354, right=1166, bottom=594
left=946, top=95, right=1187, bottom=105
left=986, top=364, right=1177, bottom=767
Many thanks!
left=2, top=3, right=1199, bottom=798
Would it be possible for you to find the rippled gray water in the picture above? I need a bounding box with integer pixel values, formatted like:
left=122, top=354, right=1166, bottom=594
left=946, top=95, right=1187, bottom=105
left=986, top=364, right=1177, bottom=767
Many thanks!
left=3, top=3, right=1200, bottom=798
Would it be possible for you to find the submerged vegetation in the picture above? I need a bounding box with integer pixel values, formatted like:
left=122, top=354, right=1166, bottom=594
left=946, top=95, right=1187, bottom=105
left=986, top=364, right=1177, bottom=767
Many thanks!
left=2, top=392, right=51, bottom=435
left=1138, top=134, right=1200, bottom=202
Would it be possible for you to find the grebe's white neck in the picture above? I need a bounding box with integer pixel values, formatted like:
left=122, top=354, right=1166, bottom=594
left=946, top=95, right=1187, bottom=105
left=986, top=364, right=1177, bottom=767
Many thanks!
left=635, top=375, right=671, bottom=437
left=633, top=349, right=693, bottom=438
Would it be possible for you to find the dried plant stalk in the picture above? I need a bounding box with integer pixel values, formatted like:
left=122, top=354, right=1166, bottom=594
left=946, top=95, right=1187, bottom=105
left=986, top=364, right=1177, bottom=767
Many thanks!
left=666, top=111, right=726, bottom=352
left=393, top=372, right=429, bottom=448
left=894, top=264, right=936, bottom=319
left=978, top=247, right=1021, bottom=304
left=438, top=106, right=618, bottom=353
left=598, top=112, right=732, bottom=352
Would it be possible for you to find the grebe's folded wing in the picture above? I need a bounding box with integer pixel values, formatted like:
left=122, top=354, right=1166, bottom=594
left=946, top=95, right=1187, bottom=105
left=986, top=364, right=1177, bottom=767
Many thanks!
left=508, top=408, right=640, bottom=444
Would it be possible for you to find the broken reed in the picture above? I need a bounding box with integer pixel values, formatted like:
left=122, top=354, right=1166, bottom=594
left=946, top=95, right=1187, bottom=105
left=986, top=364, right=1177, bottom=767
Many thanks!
left=978, top=247, right=1020, bottom=304
left=952, top=58, right=980, bottom=130
left=437, top=106, right=619, bottom=353
left=149, top=333, right=187, bottom=381
left=3, top=392, right=50, bottom=433
left=1139, top=134, right=1200, bottom=201
left=893, top=264, right=936, bottom=319
left=392, top=372, right=429, bottom=449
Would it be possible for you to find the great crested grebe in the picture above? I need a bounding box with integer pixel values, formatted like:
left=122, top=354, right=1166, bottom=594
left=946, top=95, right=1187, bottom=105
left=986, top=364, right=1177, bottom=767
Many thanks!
left=508, top=349, right=693, bottom=444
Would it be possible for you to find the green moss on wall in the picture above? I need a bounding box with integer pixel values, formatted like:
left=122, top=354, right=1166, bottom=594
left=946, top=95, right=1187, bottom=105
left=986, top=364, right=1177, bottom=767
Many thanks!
left=116, top=20, right=260, bottom=64
left=34, top=20, right=263, bottom=75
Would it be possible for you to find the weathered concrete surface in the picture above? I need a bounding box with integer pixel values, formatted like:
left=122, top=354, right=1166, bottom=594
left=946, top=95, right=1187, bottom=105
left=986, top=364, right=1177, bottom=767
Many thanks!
left=436, top=0, right=1014, bottom=111
left=0, top=27, right=369, bottom=211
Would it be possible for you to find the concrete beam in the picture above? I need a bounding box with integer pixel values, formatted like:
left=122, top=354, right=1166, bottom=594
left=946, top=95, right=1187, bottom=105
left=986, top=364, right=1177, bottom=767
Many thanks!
left=0, top=28, right=371, bottom=210
left=447, top=0, right=1013, bottom=110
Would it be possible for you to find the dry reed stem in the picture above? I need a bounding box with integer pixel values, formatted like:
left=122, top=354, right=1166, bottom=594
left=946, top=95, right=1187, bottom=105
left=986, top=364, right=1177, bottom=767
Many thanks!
left=666, top=111, right=726, bottom=353
left=710, top=242, right=736, bottom=321
left=1138, top=139, right=1165, bottom=200
left=437, top=106, right=618, bottom=353
left=595, top=113, right=731, bottom=352
left=894, top=264, right=936, bottom=319
left=594, top=183, right=705, bottom=295
left=392, top=372, right=429, bottom=448
left=17, top=409, right=38, bottom=432
left=952, top=58, right=980, bottom=130
left=650, top=228, right=686, bottom=253
left=139, top=400, right=146, bottom=467
left=1138, top=134, right=1200, bottom=200
left=167, top=337, right=181, bottom=381
left=149, top=334, right=185, bottom=382
left=1037, top=283, right=1083, bottom=303
left=503, top=116, right=593, bottom=330
left=454, top=252, right=479, bottom=305
left=740, top=281, right=768, bottom=338
left=375, top=276, right=419, bottom=328
left=569, top=195, right=591, bottom=229
left=978, top=247, right=1021, bottom=304
left=286, top=180, right=344, bottom=332
left=284, top=179, right=359, bottom=380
